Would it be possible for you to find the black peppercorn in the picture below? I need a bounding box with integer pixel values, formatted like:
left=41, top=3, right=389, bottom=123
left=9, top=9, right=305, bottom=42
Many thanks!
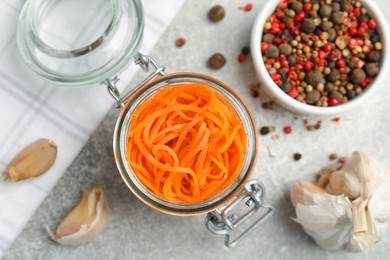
left=293, top=153, right=302, bottom=161
left=260, top=127, right=270, bottom=135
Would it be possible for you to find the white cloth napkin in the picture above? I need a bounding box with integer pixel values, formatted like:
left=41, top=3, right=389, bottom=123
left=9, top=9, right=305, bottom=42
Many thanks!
left=0, top=0, right=185, bottom=257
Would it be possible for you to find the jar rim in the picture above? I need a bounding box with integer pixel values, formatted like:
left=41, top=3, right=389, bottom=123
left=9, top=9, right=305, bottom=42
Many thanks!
left=17, top=0, right=144, bottom=87
left=113, top=72, right=258, bottom=215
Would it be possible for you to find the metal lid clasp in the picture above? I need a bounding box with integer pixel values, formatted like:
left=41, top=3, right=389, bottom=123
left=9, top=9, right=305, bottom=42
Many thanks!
left=205, top=179, right=274, bottom=248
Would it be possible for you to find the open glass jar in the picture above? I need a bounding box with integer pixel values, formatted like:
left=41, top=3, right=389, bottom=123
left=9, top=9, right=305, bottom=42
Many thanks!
left=17, top=0, right=273, bottom=247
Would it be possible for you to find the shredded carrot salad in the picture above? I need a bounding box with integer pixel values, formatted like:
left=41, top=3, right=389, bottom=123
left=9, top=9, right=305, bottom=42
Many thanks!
left=126, top=83, right=247, bottom=203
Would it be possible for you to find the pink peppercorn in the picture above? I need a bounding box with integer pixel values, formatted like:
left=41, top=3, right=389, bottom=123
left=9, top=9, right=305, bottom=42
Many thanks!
left=276, top=10, right=285, bottom=19
left=360, top=22, right=369, bottom=31
left=348, top=39, right=357, bottom=48
left=303, top=3, right=312, bottom=11
left=368, top=19, right=377, bottom=29
left=329, top=97, right=339, bottom=106
left=261, top=42, right=270, bottom=52
left=319, top=51, right=326, bottom=60
left=323, top=43, right=334, bottom=52
left=274, top=37, right=282, bottom=44
left=239, top=3, right=253, bottom=12
left=238, top=53, right=246, bottom=63
left=295, top=11, right=305, bottom=22
left=304, top=61, right=314, bottom=71
left=288, top=88, right=299, bottom=98
left=283, top=126, right=292, bottom=134
left=349, top=27, right=357, bottom=35
left=337, top=59, right=346, bottom=68
left=281, top=60, right=289, bottom=68
left=288, top=71, right=298, bottom=80
left=339, top=157, right=347, bottom=164
left=278, top=0, right=288, bottom=9
left=271, top=26, right=281, bottom=34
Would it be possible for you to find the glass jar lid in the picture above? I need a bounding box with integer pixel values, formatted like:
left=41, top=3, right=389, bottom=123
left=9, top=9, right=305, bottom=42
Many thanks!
left=17, top=0, right=144, bottom=87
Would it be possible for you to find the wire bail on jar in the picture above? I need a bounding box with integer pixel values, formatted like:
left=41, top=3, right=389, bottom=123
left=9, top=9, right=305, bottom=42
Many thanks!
left=205, top=179, right=274, bottom=247
left=105, top=53, right=166, bottom=108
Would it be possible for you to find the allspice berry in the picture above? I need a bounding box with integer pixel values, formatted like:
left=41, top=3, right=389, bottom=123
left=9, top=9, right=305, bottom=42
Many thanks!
left=290, top=1, right=303, bottom=13
left=331, top=11, right=344, bottom=25
left=279, top=43, right=292, bottom=56
left=265, top=45, right=280, bottom=58
left=350, top=68, right=366, bottom=85
left=319, top=4, right=332, bottom=18
left=307, top=89, right=321, bottom=104
left=262, top=33, right=275, bottom=44
left=301, top=18, right=317, bottom=34
left=364, top=63, right=380, bottom=77
left=208, top=5, right=225, bottom=22
left=329, top=91, right=343, bottom=102
left=208, top=53, right=226, bottom=69
left=327, top=69, right=340, bottom=82
left=306, top=70, right=323, bottom=87
left=367, top=51, right=381, bottom=62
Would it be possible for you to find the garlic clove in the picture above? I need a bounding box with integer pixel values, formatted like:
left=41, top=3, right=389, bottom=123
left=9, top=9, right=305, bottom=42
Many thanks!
left=326, top=152, right=372, bottom=199
left=291, top=180, right=327, bottom=208
left=2, top=138, right=57, bottom=182
left=46, top=186, right=109, bottom=245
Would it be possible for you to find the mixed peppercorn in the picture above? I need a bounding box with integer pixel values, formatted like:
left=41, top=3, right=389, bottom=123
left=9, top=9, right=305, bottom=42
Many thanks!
left=261, top=0, right=382, bottom=107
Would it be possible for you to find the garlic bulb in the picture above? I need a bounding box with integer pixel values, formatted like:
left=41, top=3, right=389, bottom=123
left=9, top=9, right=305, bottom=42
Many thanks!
left=291, top=151, right=390, bottom=252
left=46, top=186, right=109, bottom=245
left=2, top=138, right=57, bottom=182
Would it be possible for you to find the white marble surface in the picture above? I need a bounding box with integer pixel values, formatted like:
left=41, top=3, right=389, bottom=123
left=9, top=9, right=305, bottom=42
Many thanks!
left=3, top=0, right=390, bottom=259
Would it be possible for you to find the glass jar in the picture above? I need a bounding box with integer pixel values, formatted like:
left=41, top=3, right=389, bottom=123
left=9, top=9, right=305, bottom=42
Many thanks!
left=114, top=72, right=258, bottom=215
left=17, top=0, right=143, bottom=86
left=17, top=0, right=273, bottom=247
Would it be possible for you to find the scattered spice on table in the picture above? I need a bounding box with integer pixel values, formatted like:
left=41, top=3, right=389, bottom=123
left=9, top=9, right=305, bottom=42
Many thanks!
left=238, top=46, right=251, bottom=63
left=293, top=153, right=302, bottom=161
left=283, top=125, right=292, bottom=134
left=260, top=0, right=383, bottom=107
left=329, top=153, right=338, bottom=160
left=208, top=53, right=226, bottom=69
left=239, top=3, right=253, bottom=12
left=238, top=53, right=246, bottom=63
left=261, top=101, right=274, bottom=110
left=175, top=37, right=186, bottom=47
left=272, top=134, right=280, bottom=140
left=250, top=83, right=259, bottom=98
left=260, top=126, right=270, bottom=135
left=306, top=120, right=322, bottom=131
left=209, top=5, right=225, bottom=22
left=331, top=117, right=341, bottom=122
left=339, top=156, right=347, bottom=164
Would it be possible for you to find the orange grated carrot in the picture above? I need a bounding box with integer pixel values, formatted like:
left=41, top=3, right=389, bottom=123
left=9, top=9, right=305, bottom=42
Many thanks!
left=126, top=83, right=246, bottom=203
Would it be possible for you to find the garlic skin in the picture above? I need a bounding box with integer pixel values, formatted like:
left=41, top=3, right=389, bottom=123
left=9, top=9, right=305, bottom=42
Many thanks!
left=47, top=186, right=109, bottom=245
left=291, top=151, right=390, bottom=252
left=2, top=138, right=57, bottom=182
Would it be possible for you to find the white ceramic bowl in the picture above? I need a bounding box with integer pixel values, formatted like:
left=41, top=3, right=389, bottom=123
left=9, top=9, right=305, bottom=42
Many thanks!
left=251, top=0, right=390, bottom=115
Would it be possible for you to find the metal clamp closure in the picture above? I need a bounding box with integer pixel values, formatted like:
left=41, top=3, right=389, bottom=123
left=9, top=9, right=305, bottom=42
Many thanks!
left=205, top=179, right=274, bottom=248
left=105, top=52, right=165, bottom=108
